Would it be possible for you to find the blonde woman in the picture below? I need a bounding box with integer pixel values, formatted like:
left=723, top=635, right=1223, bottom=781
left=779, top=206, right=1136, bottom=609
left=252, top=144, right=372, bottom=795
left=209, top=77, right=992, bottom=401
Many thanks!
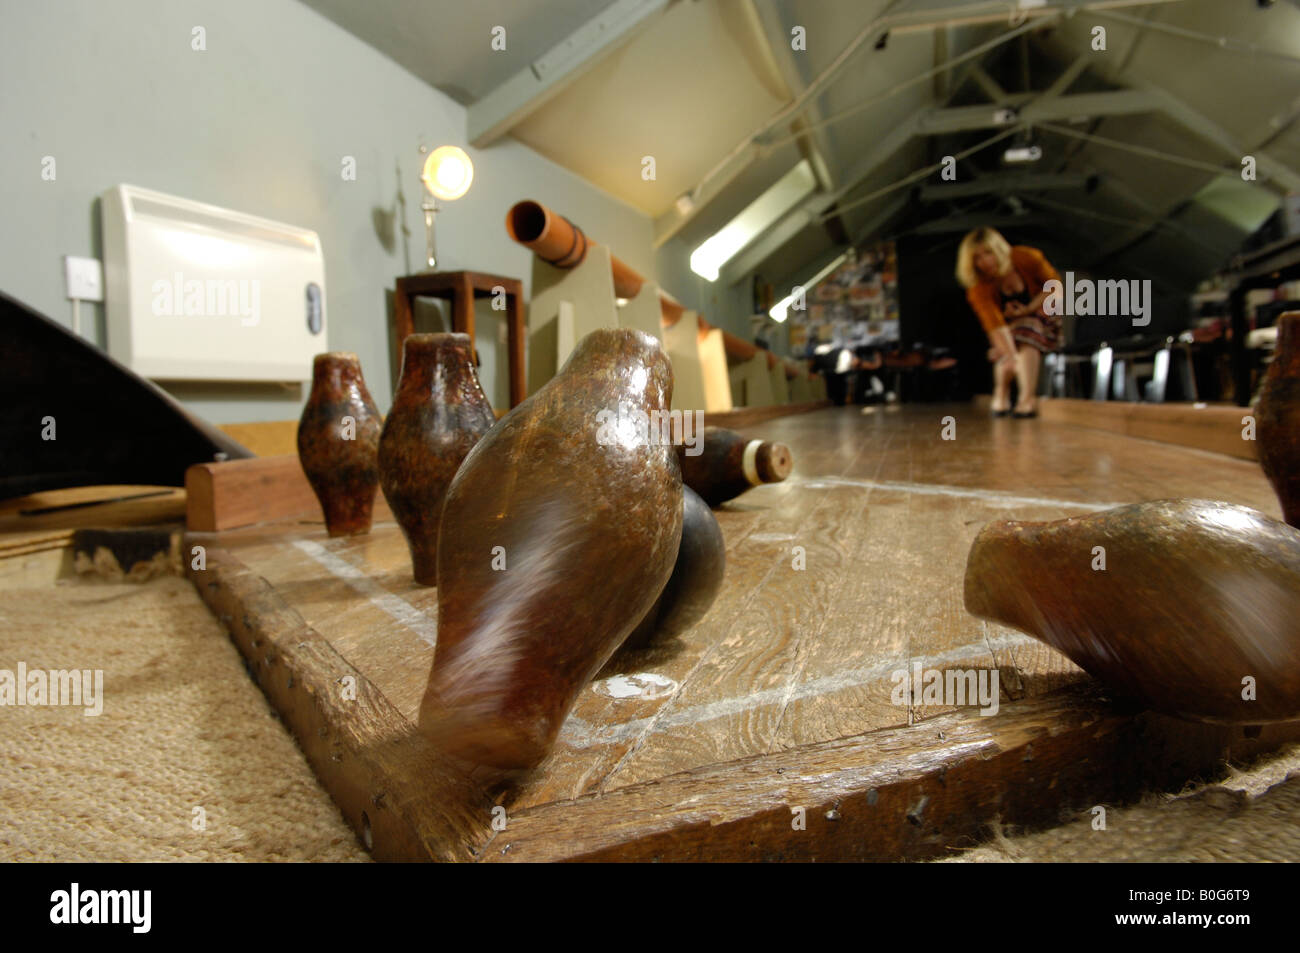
left=955, top=228, right=1063, bottom=417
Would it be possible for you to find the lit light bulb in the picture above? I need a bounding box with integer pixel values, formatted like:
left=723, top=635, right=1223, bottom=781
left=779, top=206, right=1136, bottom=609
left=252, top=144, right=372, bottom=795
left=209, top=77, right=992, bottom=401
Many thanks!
left=422, top=146, right=475, bottom=201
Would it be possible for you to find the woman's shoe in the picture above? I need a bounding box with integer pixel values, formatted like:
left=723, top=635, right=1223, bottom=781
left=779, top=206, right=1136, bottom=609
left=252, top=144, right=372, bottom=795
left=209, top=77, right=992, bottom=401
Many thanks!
left=992, top=409, right=1012, bottom=418
left=1012, top=408, right=1038, bottom=419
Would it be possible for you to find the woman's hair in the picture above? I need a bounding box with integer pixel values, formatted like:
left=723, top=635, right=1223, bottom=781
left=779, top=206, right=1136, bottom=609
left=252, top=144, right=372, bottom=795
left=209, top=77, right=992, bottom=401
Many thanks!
left=955, top=227, right=1012, bottom=289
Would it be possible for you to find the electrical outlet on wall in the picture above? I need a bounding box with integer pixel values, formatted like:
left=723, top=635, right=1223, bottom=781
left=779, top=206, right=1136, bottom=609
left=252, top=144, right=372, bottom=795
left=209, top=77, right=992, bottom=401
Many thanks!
left=63, top=255, right=104, bottom=301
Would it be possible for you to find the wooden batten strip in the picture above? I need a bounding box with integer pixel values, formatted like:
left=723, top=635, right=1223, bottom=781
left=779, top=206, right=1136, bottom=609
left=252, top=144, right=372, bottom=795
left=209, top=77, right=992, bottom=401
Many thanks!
left=186, top=456, right=393, bottom=532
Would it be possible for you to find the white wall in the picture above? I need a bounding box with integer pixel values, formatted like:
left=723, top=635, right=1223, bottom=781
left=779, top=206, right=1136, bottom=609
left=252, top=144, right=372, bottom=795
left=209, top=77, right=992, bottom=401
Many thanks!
left=0, top=0, right=654, bottom=421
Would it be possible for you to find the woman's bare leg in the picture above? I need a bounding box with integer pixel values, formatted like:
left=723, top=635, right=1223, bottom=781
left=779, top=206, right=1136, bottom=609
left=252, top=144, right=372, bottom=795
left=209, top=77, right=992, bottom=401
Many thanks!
left=992, top=355, right=1015, bottom=412
left=1015, top=345, right=1041, bottom=414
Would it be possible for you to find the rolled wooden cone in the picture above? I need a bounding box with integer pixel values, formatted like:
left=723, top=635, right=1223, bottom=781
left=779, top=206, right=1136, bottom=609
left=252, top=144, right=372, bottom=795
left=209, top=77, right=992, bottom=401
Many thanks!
left=964, top=499, right=1300, bottom=724
left=420, top=328, right=683, bottom=770
left=622, top=485, right=726, bottom=651
left=505, top=199, right=686, bottom=326
left=676, top=426, right=793, bottom=507
left=297, top=352, right=383, bottom=537
left=505, top=199, right=802, bottom=375
left=1257, top=312, right=1300, bottom=528
left=378, top=333, right=495, bottom=586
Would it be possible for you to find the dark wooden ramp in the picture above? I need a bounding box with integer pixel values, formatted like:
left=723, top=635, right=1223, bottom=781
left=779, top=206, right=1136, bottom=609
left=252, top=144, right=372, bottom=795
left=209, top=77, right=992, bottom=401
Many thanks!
left=0, top=290, right=251, bottom=498
left=186, top=404, right=1300, bottom=861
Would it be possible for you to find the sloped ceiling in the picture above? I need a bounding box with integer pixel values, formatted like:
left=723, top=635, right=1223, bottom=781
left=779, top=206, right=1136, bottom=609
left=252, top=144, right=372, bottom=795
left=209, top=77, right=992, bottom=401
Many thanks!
left=299, top=0, right=616, bottom=103
left=300, top=0, right=1300, bottom=297
left=509, top=0, right=790, bottom=216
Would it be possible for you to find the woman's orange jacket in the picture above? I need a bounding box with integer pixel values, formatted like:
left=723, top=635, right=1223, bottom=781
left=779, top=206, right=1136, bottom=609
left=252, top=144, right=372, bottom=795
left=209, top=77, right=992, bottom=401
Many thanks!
left=966, top=245, right=1060, bottom=334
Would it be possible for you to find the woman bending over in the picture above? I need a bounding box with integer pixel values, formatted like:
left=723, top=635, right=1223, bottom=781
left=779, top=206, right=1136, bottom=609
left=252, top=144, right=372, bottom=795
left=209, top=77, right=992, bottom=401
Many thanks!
left=955, top=227, right=1062, bottom=417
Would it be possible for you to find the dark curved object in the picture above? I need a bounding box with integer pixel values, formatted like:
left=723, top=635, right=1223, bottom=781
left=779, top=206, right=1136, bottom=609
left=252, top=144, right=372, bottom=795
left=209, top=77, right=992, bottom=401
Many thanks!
left=676, top=426, right=793, bottom=508
left=1, top=290, right=252, bottom=498
left=623, top=485, right=726, bottom=650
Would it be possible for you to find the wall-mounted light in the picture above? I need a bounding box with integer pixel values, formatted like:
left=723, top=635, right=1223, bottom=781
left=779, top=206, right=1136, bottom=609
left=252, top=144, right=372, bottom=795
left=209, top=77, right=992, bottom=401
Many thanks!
left=419, top=145, right=474, bottom=270
left=690, top=159, right=817, bottom=282
left=770, top=251, right=848, bottom=323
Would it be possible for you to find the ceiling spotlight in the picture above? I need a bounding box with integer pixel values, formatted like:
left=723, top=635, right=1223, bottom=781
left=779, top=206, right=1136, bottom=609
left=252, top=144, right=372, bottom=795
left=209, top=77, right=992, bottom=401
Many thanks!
left=1003, top=144, right=1043, bottom=164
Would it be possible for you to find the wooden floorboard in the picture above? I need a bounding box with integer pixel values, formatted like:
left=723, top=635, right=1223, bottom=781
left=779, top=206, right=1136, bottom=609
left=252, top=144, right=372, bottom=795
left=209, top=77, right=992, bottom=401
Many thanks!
left=185, top=403, right=1292, bottom=860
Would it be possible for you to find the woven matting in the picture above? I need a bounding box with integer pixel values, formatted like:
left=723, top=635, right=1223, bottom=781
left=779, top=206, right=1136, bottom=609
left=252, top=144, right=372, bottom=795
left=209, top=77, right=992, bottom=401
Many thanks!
left=0, top=555, right=367, bottom=862
left=1, top=551, right=1297, bottom=862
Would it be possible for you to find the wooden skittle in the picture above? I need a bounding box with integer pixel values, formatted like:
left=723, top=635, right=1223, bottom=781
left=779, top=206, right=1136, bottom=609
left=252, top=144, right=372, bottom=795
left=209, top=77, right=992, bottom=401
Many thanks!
left=676, top=426, right=793, bottom=507
left=964, top=499, right=1300, bottom=724
left=622, top=485, right=726, bottom=650
left=297, top=352, right=382, bottom=537
left=1257, top=312, right=1300, bottom=528
left=379, top=333, right=495, bottom=585
left=420, top=328, right=683, bottom=770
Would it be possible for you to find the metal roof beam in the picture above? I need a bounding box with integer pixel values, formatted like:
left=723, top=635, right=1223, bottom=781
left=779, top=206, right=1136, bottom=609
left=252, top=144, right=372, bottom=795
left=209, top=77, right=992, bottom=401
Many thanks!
left=908, top=213, right=1052, bottom=235
left=1146, top=86, right=1300, bottom=194
left=917, top=89, right=1160, bottom=135
left=969, top=66, right=1009, bottom=104
left=719, top=118, right=919, bottom=284
left=920, top=173, right=1090, bottom=201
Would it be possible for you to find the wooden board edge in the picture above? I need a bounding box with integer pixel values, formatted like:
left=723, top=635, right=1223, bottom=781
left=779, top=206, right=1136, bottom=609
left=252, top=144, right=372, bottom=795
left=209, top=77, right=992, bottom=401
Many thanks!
left=708, top=400, right=831, bottom=431
left=1038, top=398, right=1258, bottom=461
left=186, top=456, right=395, bottom=533
left=486, top=685, right=1300, bottom=862
left=185, top=464, right=220, bottom=532
left=0, top=529, right=75, bottom=559
left=184, top=535, right=498, bottom=862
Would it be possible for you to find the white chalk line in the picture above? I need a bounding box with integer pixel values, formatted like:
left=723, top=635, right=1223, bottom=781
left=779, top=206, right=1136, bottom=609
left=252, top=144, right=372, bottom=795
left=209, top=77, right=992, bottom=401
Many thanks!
left=290, top=539, right=438, bottom=648
left=792, top=476, right=1125, bottom=512
left=558, top=630, right=1037, bottom=749
left=589, top=433, right=892, bottom=790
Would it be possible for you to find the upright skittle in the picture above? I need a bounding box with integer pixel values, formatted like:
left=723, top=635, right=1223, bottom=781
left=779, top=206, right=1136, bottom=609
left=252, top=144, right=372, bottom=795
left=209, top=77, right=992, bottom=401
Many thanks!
left=379, top=333, right=494, bottom=585
left=297, top=352, right=383, bottom=537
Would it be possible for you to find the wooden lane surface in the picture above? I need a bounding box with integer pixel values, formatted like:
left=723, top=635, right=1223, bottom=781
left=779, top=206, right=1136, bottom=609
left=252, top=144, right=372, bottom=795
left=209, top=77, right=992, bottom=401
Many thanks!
left=544, top=405, right=1282, bottom=795
left=192, top=403, right=1289, bottom=855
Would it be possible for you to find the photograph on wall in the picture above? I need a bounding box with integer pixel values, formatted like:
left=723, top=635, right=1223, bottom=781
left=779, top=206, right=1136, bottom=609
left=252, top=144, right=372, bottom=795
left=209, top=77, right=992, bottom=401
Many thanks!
left=788, top=241, right=900, bottom=355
